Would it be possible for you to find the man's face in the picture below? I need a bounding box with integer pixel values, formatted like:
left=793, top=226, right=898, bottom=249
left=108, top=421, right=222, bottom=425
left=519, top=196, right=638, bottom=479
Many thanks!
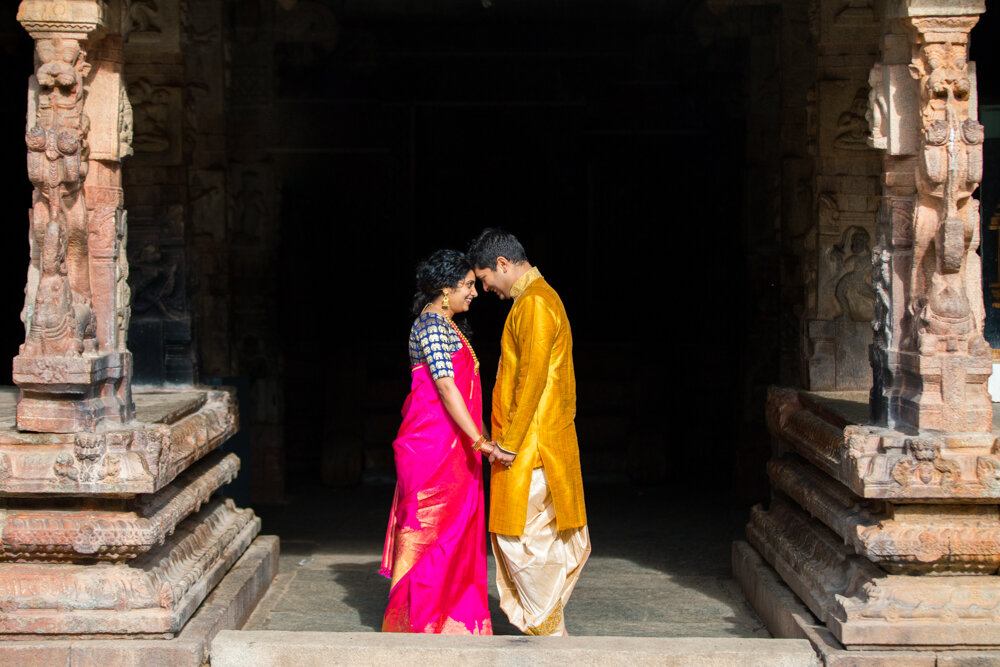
left=475, top=264, right=512, bottom=300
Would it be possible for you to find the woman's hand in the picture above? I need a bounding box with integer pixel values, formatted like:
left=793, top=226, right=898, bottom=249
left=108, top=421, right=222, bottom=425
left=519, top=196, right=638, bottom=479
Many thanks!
left=488, top=445, right=515, bottom=469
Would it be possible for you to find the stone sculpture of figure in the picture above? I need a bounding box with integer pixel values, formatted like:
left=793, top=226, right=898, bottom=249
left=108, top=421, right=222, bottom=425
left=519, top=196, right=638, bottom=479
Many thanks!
left=910, top=34, right=985, bottom=355
left=129, top=0, right=162, bottom=34
left=834, top=87, right=871, bottom=150
left=831, top=226, right=875, bottom=323
left=22, top=38, right=96, bottom=357
left=128, top=78, right=171, bottom=154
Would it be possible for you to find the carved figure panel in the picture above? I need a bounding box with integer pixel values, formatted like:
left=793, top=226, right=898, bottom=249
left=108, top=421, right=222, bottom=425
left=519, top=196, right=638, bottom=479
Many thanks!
left=126, top=79, right=182, bottom=165
left=22, top=37, right=97, bottom=359
left=125, top=0, right=180, bottom=50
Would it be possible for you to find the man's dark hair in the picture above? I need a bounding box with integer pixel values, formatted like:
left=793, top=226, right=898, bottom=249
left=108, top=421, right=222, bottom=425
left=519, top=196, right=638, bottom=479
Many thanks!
left=467, top=228, right=528, bottom=270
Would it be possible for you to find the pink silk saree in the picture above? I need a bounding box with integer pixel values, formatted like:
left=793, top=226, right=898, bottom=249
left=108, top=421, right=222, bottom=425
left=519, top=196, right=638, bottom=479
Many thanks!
left=380, top=340, right=492, bottom=634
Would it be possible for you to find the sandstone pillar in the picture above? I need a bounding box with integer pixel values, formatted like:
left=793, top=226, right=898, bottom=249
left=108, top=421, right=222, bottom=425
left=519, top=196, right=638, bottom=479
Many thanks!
left=14, top=0, right=133, bottom=433
left=737, top=0, right=1000, bottom=653
left=0, top=1, right=274, bottom=654
left=868, top=2, right=991, bottom=432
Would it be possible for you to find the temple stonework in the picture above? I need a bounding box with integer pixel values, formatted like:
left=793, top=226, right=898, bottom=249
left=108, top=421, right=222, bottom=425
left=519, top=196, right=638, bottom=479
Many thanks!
left=0, top=0, right=999, bottom=662
left=0, top=2, right=276, bottom=663
left=735, top=0, right=1000, bottom=661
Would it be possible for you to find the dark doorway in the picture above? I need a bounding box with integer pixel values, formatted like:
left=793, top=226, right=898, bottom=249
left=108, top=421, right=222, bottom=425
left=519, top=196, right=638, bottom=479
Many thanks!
left=274, top=5, right=757, bottom=499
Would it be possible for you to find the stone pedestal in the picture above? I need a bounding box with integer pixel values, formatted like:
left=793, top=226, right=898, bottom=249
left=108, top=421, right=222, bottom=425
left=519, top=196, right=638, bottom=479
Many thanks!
left=741, top=389, right=1000, bottom=650
left=0, top=387, right=265, bottom=638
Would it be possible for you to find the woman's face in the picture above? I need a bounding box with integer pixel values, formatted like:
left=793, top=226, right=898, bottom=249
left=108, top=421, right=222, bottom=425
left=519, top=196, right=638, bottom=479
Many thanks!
left=446, top=270, right=478, bottom=314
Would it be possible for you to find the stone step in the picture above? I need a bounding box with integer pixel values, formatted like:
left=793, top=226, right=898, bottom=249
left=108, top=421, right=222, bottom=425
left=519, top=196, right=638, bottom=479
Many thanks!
left=211, top=631, right=819, bottom=666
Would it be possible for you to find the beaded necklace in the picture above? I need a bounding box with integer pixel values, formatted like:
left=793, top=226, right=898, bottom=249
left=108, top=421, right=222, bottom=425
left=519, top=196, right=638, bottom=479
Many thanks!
left=446, top=318, right=479, bottom=375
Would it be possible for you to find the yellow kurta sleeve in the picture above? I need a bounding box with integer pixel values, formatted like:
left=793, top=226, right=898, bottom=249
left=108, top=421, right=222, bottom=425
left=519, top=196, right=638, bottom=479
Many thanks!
left=497, top=294, right=557, bottom=454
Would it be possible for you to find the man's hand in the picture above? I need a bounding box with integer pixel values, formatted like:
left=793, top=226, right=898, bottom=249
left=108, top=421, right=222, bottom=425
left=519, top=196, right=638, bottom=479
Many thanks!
left=487, top=444, right=515, bottom=469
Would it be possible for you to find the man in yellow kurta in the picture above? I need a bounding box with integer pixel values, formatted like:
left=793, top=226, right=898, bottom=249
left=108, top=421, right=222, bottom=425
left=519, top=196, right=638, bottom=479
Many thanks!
left=468, top=228, right=589, bottom=636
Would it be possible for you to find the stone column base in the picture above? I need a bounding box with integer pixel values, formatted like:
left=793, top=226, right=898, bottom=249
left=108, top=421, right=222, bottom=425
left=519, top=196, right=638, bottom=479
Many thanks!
left=0, top=535, right=278, bottom=666
left=12, top=351, right=134, bottom=433
left=734, top=540, right=1000, bottom=664
left=746, top=499, right=1000, bottom=648
left=0, top=498, right=259, bottom=635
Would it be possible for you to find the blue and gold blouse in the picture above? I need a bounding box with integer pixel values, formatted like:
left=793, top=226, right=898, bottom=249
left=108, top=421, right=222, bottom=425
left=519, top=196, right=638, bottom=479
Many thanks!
left=409, top=312, right=463, bottom=381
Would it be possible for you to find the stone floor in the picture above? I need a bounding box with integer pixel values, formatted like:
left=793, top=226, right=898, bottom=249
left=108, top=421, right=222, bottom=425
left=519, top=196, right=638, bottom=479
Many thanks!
left=244, top=480, right=769, bottom=638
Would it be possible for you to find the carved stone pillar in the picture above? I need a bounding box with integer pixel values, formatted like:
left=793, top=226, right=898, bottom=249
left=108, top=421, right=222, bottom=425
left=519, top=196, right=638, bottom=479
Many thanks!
left=735, top=1, right=1000, bottom=656
left=0, top=3, right=275, bottom=658
left=14, top=0, right=133, bottom=433
left=868, top=4, right=991, bottom=433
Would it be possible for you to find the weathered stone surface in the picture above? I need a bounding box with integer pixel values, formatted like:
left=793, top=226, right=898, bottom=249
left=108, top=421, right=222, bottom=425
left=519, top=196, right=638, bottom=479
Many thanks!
left=0, top=535, right=277, bottom=666
left=0, top=450, right=239, bottom=562
left=868, top=7, right=992, bottom=433
left=769, top=456, right=1000, bottom=573
left=800, top=0, right=881, bottom=392
left=749, top=497, right=1000, bottom=648
left=0, top=387, right=236, bottom=495
left=211, top=631, right=819, bottom=667
left=14, top=1, right=135, bottom=433
left=768, top=387, right=1000, bottom=501
left=733, top=540, right=939, bottom=666
left=0, top=498, right=259, bottom=635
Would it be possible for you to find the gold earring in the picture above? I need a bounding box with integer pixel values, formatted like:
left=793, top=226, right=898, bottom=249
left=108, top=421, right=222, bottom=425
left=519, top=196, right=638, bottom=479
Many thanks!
left=442, top=292, right=450, bottom=312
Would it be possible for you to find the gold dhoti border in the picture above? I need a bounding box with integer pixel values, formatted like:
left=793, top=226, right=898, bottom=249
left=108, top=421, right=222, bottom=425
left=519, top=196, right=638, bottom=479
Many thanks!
left=492, top=467, right=590, bottom=636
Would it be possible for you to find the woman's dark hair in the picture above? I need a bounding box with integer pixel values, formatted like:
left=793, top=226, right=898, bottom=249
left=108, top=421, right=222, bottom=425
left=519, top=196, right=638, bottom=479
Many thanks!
left=411, top=249, right=474, bottom=316
left=467, top=227, right=528, bottom=270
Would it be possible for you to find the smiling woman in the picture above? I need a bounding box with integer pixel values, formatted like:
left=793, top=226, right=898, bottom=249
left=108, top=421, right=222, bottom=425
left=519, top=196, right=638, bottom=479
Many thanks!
left=380, top=249, right=494, bottom=634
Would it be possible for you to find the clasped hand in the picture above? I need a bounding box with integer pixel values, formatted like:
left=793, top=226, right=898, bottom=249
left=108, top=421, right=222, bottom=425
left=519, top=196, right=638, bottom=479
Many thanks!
left=486, top=443, right=515, bottom=469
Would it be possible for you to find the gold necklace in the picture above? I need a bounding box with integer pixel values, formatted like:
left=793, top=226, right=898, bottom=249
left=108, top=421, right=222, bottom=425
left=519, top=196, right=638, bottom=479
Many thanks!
left=445, top=318, right=479, bottom=375
left=421, top=305, right=480, bottom=375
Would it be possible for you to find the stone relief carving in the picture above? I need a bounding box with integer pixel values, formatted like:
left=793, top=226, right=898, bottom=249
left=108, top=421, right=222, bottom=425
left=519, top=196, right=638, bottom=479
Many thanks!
left=828, top=225, right=875, bottom=322
left=834, top=1, right=875, bottom=26
left=910, top=25, right=986, bottom=348
left=129, top=0, right=163, bottom=35
left=232, top=171, right=269, bottom=241
left=130, top=243, right=183, bottom=320
left=866, top=64, right=887, bottom=150
left=22, top=38, right=97, bottom=359
left=127, top=77, right=170, bottom=153
left=891, top=436, right=960, bottom=490
left=833, top=87, right=871, bottom=151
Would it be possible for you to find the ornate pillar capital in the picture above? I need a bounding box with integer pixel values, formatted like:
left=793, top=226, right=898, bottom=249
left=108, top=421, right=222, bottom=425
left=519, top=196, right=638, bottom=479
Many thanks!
left=16, top=0, right=108, bottom=40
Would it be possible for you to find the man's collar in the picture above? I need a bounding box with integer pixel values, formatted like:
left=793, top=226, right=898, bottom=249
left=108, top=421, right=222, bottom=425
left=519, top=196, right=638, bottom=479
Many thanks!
left=509, top=266, right=541, bottom=300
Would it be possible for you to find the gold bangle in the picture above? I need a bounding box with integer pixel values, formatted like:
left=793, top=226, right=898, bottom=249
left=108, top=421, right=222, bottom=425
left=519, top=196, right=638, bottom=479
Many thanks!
left=472, top=435, right=486, bottom=451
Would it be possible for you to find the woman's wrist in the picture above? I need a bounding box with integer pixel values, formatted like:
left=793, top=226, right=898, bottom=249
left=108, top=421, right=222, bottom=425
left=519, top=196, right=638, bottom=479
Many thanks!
left=472, top=434, right=487, bottom=451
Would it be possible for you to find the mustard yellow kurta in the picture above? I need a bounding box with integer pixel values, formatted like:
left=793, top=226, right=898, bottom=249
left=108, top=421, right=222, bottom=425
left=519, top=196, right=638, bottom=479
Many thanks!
left=490, top=268, right=586, bottom=536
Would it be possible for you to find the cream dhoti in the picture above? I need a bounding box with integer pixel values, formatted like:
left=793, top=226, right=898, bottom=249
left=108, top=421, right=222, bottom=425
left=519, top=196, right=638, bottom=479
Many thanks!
left=492, top=468, right=591, bottom=635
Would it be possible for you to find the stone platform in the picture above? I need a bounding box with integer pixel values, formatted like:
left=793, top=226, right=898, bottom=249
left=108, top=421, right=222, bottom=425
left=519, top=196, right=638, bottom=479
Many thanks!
left=211, top=631, right=818, bottom=666
left=0, top=386, right=262, bottom=637
left=739, top=388, right=1000, bottom=658
left=0, top=535, right=277, bottom=667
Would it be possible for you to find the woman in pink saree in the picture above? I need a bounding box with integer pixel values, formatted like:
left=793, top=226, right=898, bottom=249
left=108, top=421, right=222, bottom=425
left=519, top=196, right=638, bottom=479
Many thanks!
left=381, top=250, right=495, bottom=634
